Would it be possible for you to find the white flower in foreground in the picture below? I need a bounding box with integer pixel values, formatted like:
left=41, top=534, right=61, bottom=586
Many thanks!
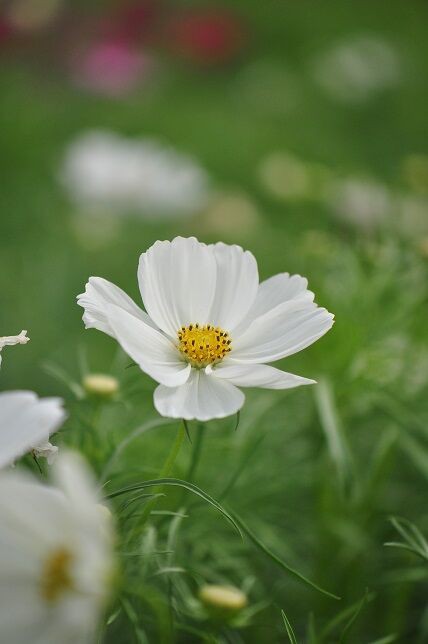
left=0, top=391, right=66, bottom=469
left=0, top=329, right=29, bottom=366
left=60, top=130, right=210, bottom=218
left=77, top=237, right=334, bottom=421
left=0, top=451, right=115, bottom=644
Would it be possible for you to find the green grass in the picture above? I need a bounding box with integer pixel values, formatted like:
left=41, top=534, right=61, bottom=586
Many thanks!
left=1, top=1, right=428, bottom=641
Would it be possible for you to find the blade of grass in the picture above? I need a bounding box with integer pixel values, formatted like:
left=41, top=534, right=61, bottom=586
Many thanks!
left=314, top=378, right=352, bottom=491
left=100, top=417, right=176, bottom=482
left=339, top=589, right=369, bottom=643
left=232, top=512, right=340, bottom=600
left=106, top=478, right=242, bottom=538
left=322, top=591, right=375, bottom=639
left=367, top=635, right=398, bottom=644
left=281, top=609, right=298, bottom=644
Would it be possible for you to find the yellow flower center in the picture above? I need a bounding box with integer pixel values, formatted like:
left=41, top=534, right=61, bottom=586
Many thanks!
left=177, top=323, right=232, bottom=368
left=41, top=547, right=74, bottom=601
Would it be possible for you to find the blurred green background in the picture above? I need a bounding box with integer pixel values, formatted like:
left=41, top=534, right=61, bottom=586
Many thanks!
left=1, top=1, right=428, bottom=642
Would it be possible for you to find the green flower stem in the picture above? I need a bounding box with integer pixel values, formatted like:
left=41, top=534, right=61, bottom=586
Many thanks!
left=185, top=422, right=205, bottom=483
left=137, top=421, right=186, bottom=530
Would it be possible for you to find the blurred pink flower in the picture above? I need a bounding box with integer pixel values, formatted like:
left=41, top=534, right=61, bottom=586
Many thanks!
left=72, top=40, right=151, bottom=97
left=165, top=9, right=247, bottom=67
left=0, top=17, right=13, bottom=45
left=99, top=0, right=158, bottom=44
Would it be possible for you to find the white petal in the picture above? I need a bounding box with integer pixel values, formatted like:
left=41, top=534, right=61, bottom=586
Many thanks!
left=235, top=273, right=314, bottom=334
left=0, top=392, right=66, bottom=469
left=232, top=299, right=334, bottom=363
left=107, top=303, right=190, bottom=386
left=0, top=586, right=49, bottom=644
left=138, top=237, right=217, bottom=336
left=52, top=451, right=97, bottom=509
left=0, top=329, right=30, bottom=350
left=0, top=471, right=68, bottom=550
left=0, top=454, right=113, bottom=644
left=33, top=441, right=58, bottom=465
left=207, top=361, right=315, bottom=389
left=209, top=242, right=259, bottom=331
left=77, top=276, right=155, bottom=338
left=153, top=369, right=244, bottom=421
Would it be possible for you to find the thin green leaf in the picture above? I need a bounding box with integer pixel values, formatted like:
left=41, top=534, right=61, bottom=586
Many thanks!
left=182, top=419, right=192, bottom=444
left=100, top=418, right=175, bottom=481
left=399, top=433, right=428, bottom=481
left=105, top=478, right=242, bottom=538
left=219, top=434, right=266, bottom=501
left=281, top=609, right=298, bottom=644
left=390, top=517, right=421, bottom=551
left=306, top=613, right=318, bottom=644
left=384, top=542, right=428, bottom=562
left=314, top=378, right=352, bottom=490
left=367, top=635, right=398, bottom=644
left=232, top=512, right=340, bottom=600
left=392, top=517, right=428, bottom=553
left=339, top=589, right=369, bottom=643
left=234, top=410, right=240, bottom=432
left=121, top=492, right=165, bottom=512
left=120, top=598, right=148, bottom=644
left=321, top=591, right=376, bottom=639
left=152, top=566, right=187, bottom=577
left=42, top=361, right=84, bottom=399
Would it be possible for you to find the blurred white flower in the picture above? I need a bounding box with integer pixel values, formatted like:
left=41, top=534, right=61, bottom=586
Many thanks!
left=60, top=130, right=211, bottom=219
left=325, top=177, right=392, bottom=231
left=259, top=152, right=311, bottom=201
left=312, top=35, right=400, bottom=104
left=78, top=236, right=333, bottom=421
left=0, top=329, right=29, bottom=367
left=0, top=451, right=115, bottom=644
left=258, top=152, right=332, bottom=202
left=0, top=391, right=65, bottom=469
left=199, top=190, right=260, bottom=238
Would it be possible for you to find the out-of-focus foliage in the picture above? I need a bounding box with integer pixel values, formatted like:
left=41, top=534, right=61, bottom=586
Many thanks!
left=1, top=1, right=428, bottom=641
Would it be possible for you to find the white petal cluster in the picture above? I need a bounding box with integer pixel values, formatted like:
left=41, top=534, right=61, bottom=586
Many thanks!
left=0, top=451, right=115, bottom=644
left=0, top=391, right=66, bottom=468
left=78, top=237, right=334, bottom=421
left=0, top=329, right=29, bottom=367
left=60, top=130, right=211, bottom=218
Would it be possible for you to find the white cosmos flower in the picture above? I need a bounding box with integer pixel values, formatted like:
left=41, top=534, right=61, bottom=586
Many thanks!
left=0, top=329, right=29, bottom=367
left=0, top=451, right=115, bottom=644
left=60, top=130, right=210, bottom=218
left=0, top=391, right=66, bottom=469
left=77, top=237, right=334, bottom=421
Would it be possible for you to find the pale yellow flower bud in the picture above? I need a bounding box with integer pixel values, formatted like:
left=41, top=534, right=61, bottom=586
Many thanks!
left=83, top=374, right=119, bottom=397
left=199, top=584, right=248, bottom=614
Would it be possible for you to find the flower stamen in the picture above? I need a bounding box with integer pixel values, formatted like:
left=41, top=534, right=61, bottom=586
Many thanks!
left=40, top=547, right=74, bottom=601
left=178, top=323, right=232, bottom=368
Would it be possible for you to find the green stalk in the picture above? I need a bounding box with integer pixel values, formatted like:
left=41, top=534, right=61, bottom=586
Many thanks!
left=137, top=421, right=186, bottom=530
left=185, top=422, right=205, bottom=483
